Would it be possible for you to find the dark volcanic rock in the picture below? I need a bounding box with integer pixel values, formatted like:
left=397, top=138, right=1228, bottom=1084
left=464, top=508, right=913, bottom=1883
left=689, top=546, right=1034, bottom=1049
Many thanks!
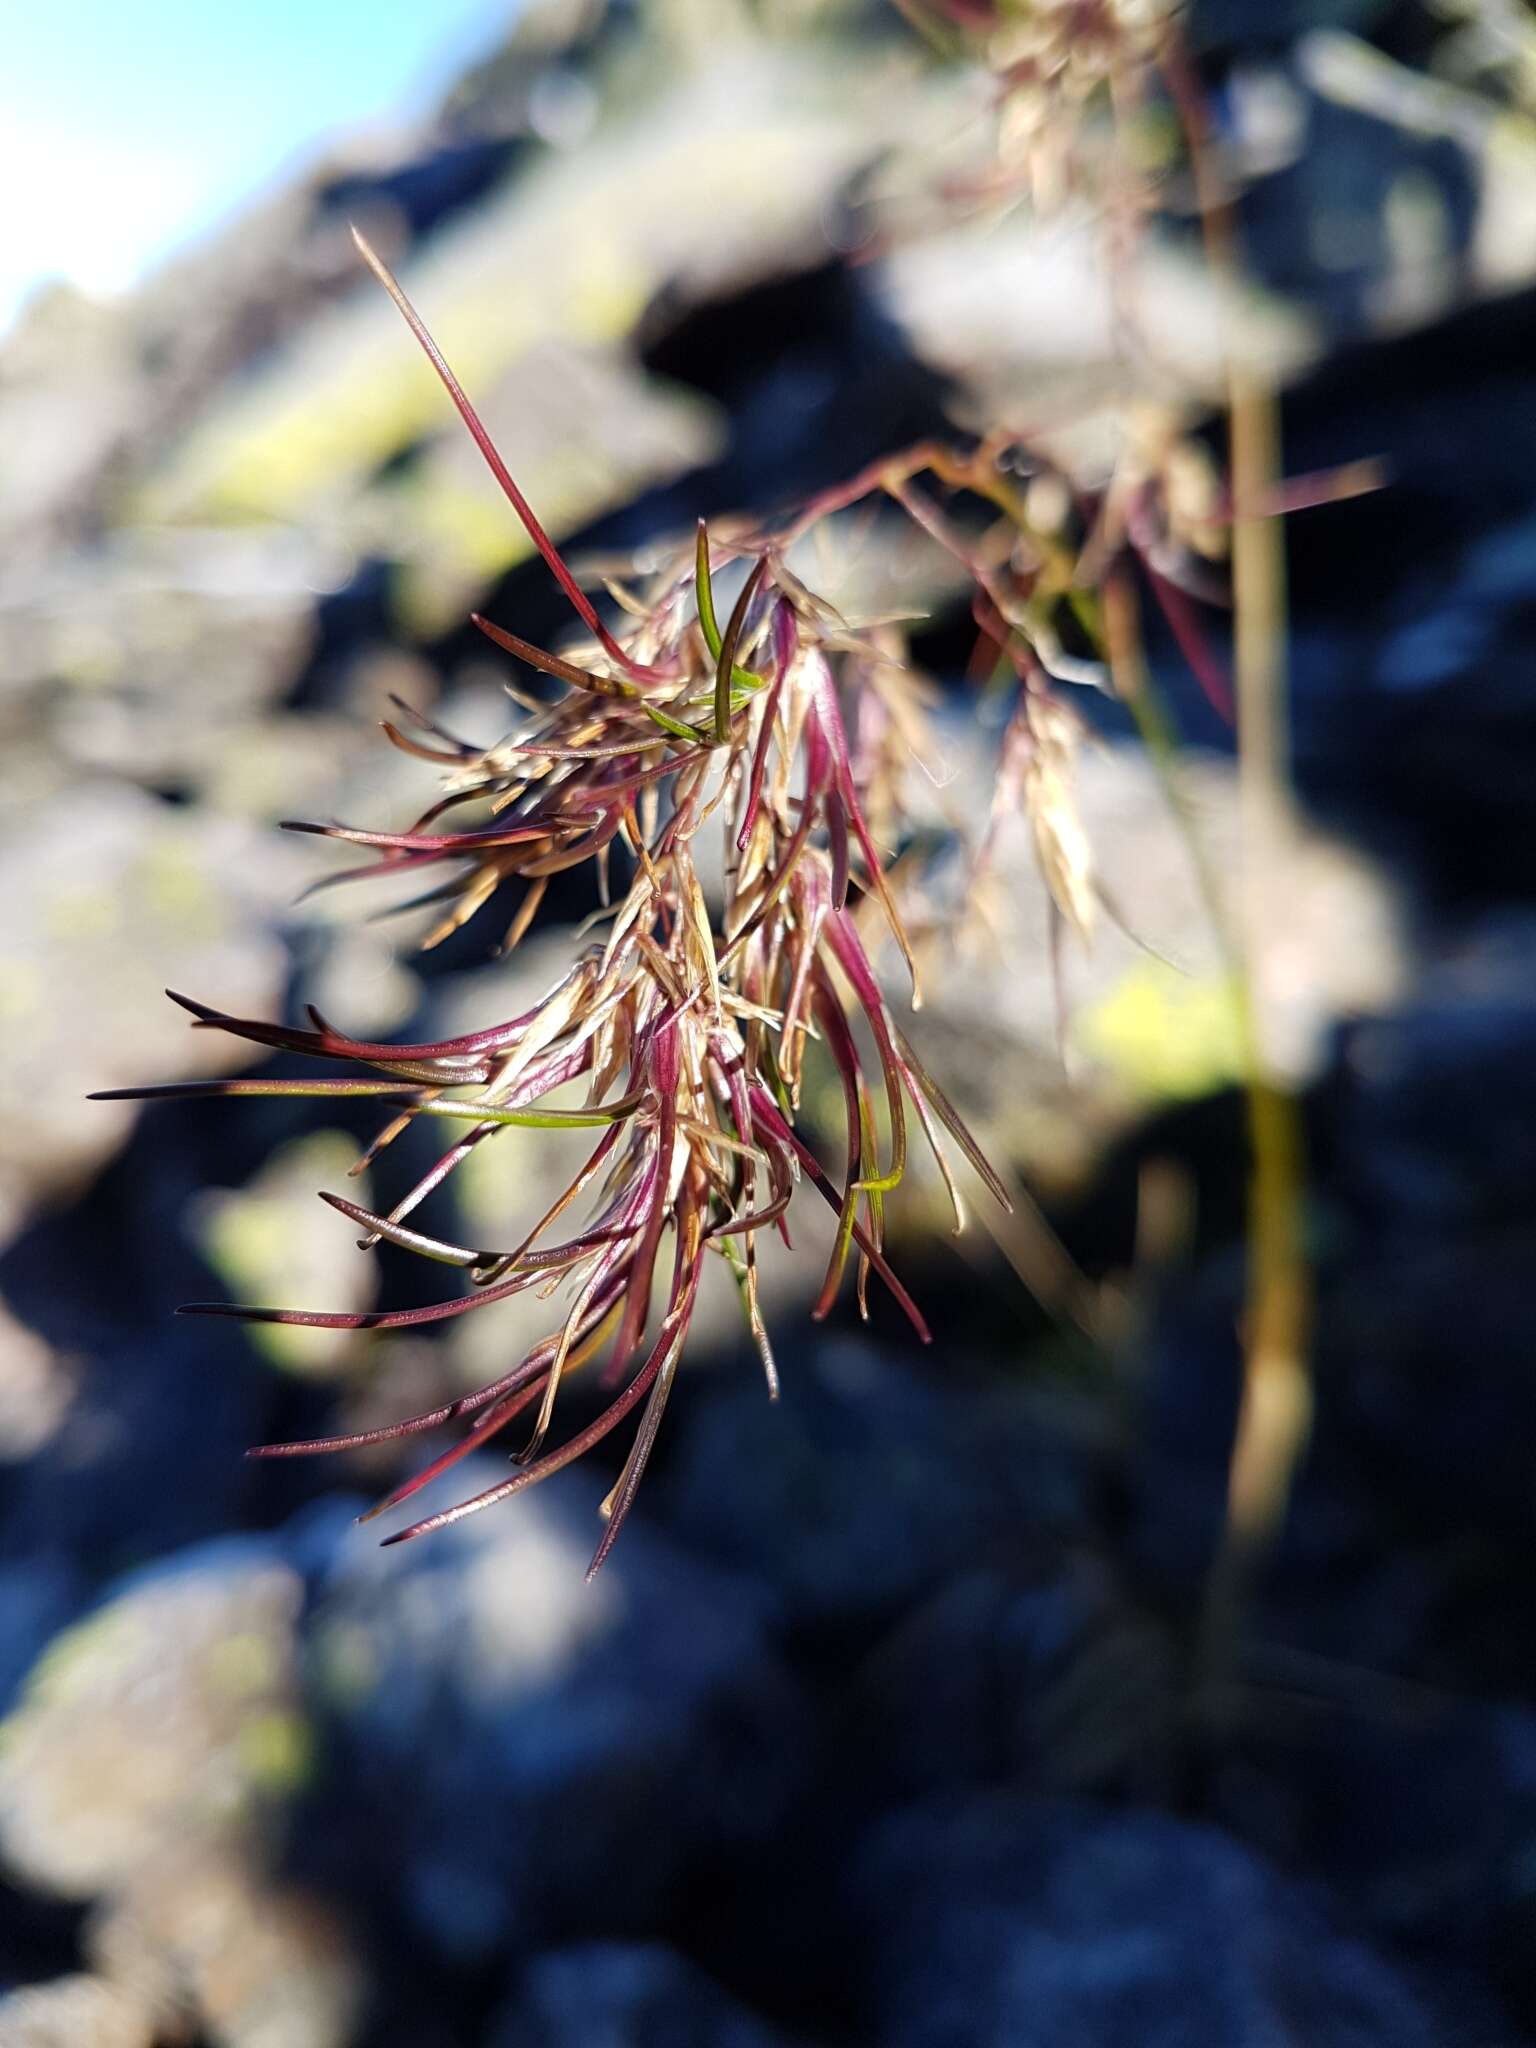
left=839, top=1558, right=1180, bottom=1808
left=487, top=1942, right=795, bottom=2048
left=299, top=1471, right=807, bottom=1964
left=654, top=1340, right=1089, bottom=1631
left=850, top=1795, right=1439, bottom=2048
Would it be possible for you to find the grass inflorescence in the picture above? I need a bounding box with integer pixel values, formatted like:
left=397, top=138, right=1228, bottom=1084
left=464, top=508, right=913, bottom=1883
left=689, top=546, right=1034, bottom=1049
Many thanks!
left=95, top=235, right=1024, bottom=1573
left=96, top=12, right=1377, bottom=1577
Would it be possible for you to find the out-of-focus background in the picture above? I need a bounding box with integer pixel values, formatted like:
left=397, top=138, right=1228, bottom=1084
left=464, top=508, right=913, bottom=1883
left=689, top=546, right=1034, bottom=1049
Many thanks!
left=3, top=1, right=1536, bottom=2042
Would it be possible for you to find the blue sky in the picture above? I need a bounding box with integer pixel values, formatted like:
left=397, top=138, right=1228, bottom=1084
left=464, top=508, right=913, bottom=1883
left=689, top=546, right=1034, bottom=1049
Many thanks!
left=2, top=1, right=513, bottom=332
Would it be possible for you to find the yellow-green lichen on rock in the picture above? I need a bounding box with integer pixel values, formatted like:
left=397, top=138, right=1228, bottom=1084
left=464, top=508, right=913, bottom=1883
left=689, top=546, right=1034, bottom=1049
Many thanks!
left=1075, top=962, right=1247, bottom=1104
left=0, top=1558, right=305, bottom=1900
left=193, top=1129, right=376, bottom=1374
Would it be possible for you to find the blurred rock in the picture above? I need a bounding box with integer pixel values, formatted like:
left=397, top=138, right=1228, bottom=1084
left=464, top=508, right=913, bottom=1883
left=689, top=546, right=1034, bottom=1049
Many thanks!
left=892, top=736, right=1403, bottom=1193
left=0, top=1975, right=154, bottom=2048
left=1212, top=1687, right=1536, bottom=1966
left=1277, top=285, right=1536, bottom=897
left=1330, top=909, right=1536, bottom=1235
left=192, top=1130, right=378, bottom=1378
left=303, top=1470, right=806, bottom=1961
left=86, top=1848, right=359, bottom=2048
left=882, top=208, right=1313, bottom=447
left=0, top=1545, right=305, bottom=1899
left=0, top=1318, right=276, bottom=1578
left=0, top=783, right=302, bottom=1235
left=842, top=1559, right=1179, bottom=1806
left=1294, top=911, right=1536, bottom=1572
left=654, top=1341, right=1088, bottom=1628
left=851, top=1795, right=1437, bottom=2048
left=487, top=1942, right=794, bottom=2048
left=1258, top=30, right=1536, bottom=334
left=89, top=31, right=932, bottom=583
left=0, top=530, right=317, bottom=797
left=0, top=285, right=143, bottom=554
left=0, top=1297, right=73, bottom=1465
